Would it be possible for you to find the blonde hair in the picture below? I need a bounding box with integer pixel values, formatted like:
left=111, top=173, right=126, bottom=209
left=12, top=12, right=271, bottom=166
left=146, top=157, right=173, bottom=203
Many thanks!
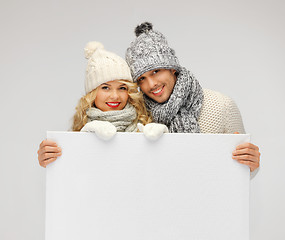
left=72, top=80, right=152, bottom=131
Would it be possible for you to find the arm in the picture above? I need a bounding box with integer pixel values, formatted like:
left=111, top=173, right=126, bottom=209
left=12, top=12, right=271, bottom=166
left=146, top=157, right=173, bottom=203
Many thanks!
left=37, top=139, right=62, bottom=168
left=224, top=96, right=260, bottom=173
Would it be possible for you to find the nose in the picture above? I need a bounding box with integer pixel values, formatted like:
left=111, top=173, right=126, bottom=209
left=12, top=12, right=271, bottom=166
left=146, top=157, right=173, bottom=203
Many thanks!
left=146, top=77, right=158, bottom=91
left=110, top=89, right=119, bottom=100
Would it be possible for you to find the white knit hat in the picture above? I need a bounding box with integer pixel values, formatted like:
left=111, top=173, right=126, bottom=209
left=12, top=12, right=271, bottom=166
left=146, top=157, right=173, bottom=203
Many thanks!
left=84, top=41, right=133, bottom=93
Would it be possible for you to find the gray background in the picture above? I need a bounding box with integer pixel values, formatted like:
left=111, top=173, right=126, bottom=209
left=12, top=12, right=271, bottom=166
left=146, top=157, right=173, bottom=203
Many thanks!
left=0, top=0, right=284, bottom=239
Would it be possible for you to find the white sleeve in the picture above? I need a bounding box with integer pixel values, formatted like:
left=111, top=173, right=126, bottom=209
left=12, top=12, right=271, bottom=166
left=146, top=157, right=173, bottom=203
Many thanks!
left=224, top=96, right=246, bottom=134
left=223, top=96, right=260, bottom=178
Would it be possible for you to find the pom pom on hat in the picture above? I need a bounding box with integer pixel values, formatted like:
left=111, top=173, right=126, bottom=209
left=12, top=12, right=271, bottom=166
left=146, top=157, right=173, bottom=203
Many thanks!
left=84, top=41, right=104, bottom=59
left=135, top=22, right=153, bottom=37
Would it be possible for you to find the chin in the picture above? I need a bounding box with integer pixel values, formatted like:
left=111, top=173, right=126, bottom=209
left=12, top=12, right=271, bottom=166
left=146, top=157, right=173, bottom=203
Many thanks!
left=155, top=97, right=168, bottom=104
left=158, top=94, right=171, bottom=103
left=147, top=93, right=169, bottom=103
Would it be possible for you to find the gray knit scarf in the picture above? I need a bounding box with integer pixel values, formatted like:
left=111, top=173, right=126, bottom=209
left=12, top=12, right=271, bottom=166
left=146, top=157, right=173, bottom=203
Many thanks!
left=144, top=67, right=204, bottom=133
left=86, top=103, right=137, bottom=132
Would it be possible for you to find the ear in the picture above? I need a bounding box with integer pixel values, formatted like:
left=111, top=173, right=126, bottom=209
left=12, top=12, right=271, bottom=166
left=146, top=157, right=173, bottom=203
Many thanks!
left=170, top=69, right=176, bottom=75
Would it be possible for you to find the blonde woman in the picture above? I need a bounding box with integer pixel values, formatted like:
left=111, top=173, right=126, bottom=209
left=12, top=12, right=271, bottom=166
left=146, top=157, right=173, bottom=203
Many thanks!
left=37, top=42, right=168, bottom=167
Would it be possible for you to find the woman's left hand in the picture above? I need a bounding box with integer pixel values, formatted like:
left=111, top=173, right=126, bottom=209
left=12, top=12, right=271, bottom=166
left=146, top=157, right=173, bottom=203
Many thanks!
left=81, top=120, right=117, bottom=141
left=232, top=133, right=261, bottom=172
left=138, top=123, right=169, bottom=141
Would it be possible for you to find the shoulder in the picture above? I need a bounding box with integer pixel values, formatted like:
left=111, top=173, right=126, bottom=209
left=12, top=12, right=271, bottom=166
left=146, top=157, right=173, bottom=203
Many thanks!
left=199, top=89, right=244, bottom=133
left=200, top=88, right=235, bottom=117
left=202, top=89, right=233, bottom=104
left=201, top=89, right=239, bottom=114
left=198, top=89, right=227, bottom=133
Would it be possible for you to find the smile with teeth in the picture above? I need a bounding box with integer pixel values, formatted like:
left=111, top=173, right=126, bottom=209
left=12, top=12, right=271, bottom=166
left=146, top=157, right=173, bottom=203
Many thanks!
left=106, top=102, right=120, bottom=108
left=152, top=86, right=164, bottom=96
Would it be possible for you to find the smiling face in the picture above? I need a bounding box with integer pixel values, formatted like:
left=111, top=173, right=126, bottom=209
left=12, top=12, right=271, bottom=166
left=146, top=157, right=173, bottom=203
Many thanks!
left=94, top=80, right=129, bottom=111
left=137, top=69, right=177, bottom=103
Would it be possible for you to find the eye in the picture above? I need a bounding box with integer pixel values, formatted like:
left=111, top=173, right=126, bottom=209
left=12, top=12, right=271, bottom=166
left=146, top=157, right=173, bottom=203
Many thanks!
left=120, top=86, right=127, bottom=90
left=137, top=77, right=145, bottom=83
left=101, top=86, right=109, bottom=90
left=153, top=69, right=160, bottom=74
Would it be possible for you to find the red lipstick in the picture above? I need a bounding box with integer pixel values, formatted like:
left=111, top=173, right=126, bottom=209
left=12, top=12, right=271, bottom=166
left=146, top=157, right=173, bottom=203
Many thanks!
left=106, top=102, right=120, bottom=108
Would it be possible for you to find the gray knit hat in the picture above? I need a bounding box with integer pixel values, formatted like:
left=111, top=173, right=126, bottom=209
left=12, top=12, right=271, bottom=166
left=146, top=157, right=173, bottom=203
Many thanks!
left=125, top=22, right=180, bottom=81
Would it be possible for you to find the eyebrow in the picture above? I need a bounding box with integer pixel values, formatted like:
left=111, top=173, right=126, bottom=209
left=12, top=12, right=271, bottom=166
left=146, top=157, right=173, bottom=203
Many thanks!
left=101, top=83, right=127, bottom=87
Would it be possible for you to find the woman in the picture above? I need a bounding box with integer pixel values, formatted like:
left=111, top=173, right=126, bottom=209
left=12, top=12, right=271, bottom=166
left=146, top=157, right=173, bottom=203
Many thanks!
left=38, top=41, right=168, bottom=167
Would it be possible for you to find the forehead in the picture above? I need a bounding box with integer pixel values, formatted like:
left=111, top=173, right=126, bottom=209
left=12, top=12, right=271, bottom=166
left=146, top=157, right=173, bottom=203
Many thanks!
left=140, top=69, right=158, bottom=77
left=140, top=70, right=153, bottom=77
left=102, top=80, right=127, bottom=86
left=139, top=68, right=174, bottom=77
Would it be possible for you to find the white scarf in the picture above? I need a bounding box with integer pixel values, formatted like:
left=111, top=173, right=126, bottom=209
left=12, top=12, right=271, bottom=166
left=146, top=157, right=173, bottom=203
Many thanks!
left=86, top=103, right=137, bottom=132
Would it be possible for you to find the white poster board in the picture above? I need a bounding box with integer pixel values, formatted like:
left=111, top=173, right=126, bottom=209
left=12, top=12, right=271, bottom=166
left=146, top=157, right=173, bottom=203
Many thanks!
left=46, top=132, right=250, bottom=240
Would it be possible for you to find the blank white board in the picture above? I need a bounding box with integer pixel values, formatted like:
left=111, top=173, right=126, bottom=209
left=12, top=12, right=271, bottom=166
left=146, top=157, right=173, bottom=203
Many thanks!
left=46, top=132, right=250, bottom=240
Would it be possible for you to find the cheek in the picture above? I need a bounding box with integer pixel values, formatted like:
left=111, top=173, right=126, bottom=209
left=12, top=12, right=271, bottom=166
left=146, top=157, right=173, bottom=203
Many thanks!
left=94, top=96, right=99, bottom=107
left=168, top=76, right=176, bottom=91
left=94, top=92, right=105, bottom=106
left=139, top=82, right=148, bottom=93
left=122, top=92, right=129, bottom=103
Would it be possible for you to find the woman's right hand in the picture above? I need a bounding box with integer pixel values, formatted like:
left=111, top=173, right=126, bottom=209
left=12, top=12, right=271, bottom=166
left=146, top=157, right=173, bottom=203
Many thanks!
left=37, top=139, right=62, bottom=168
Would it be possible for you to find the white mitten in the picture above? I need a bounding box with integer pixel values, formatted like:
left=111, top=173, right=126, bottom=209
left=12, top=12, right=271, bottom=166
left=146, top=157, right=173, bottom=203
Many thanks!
left=139, top=123, right=169, bottom=141
left=81, top=120, right=117, bottom=141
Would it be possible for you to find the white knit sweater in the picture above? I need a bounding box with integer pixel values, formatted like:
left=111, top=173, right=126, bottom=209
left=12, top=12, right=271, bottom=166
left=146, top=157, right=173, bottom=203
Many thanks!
left=198, top=89, right=260, bottom=178
left=198, top=89, right=245, bottom=134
